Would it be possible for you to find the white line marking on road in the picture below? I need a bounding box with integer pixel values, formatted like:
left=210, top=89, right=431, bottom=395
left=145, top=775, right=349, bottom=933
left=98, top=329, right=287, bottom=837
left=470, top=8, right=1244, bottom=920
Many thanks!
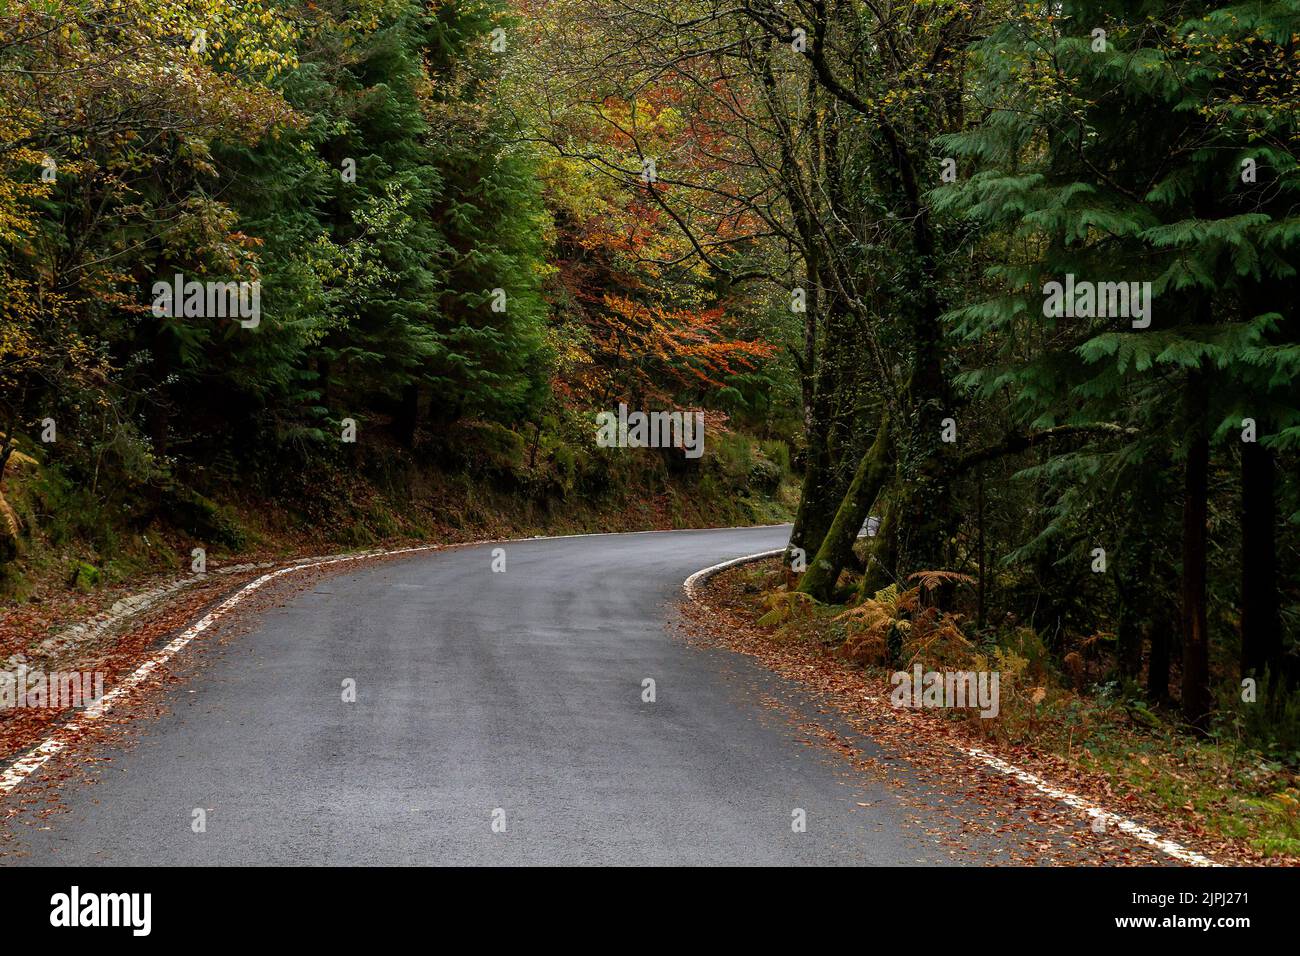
left=963, top=746, right=1217, bottom=866
left=0, top=544, right=438, bottom=795
left=683, top=548, right=785, bottom=598
left=1, top=525, right=789, bottom=795
left=682, top=548, right=1219, bottom=867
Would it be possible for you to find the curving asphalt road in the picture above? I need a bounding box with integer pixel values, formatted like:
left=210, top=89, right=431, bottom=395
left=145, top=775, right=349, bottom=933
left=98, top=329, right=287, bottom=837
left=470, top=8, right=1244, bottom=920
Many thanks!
left=1, top=525, right=1040, bottom=866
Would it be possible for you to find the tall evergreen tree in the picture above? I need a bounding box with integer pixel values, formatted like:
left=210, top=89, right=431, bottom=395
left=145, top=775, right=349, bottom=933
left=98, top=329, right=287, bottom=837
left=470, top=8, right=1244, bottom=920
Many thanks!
left=938, top=0, right=1300, bottom=728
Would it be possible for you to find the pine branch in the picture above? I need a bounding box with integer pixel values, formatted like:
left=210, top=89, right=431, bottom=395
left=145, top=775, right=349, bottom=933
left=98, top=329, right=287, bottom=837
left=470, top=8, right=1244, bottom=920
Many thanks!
left=952, top=423, right=1138, bottom=474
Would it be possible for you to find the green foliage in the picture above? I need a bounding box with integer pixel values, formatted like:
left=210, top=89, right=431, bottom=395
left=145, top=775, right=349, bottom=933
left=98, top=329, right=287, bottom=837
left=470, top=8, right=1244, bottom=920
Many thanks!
left=0, top=0, right=580, bottom=576
left=69, top=561, right=101, bottom=592
left=938, top=0, right=1300, bottom=451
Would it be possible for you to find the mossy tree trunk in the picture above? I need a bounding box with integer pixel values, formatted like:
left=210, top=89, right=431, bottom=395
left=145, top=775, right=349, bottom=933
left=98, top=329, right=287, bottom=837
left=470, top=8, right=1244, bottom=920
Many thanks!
left=798, top=415, right=893, bottom=602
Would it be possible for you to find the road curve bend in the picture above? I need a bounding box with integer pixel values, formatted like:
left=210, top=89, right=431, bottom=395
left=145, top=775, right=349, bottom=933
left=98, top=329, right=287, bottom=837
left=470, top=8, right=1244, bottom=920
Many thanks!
left=1, top=525, right=1040, bottom=865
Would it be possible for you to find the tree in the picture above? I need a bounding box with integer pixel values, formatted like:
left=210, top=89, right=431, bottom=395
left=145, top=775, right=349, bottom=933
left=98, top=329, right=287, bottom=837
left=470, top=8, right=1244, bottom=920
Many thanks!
left=938, top=0, right=1300, bottom=727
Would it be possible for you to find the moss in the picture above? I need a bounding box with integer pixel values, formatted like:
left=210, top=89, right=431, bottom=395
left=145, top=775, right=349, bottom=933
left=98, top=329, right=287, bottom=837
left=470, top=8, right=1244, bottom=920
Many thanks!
left=70, top=561, right=102, bottom=591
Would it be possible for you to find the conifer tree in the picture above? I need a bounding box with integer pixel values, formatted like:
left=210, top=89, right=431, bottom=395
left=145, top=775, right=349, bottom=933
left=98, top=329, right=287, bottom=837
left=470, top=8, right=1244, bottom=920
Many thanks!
left=938, top=0, right=1300, bottom=728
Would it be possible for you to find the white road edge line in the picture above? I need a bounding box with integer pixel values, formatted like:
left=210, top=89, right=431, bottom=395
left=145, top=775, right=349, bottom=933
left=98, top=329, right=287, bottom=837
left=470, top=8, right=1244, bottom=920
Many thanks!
left=681, top=548, right=1219, bottom=868
left=1, top=524, right=789, bottom=796
left=0, top=543, right=438, bottom=795
left=683, top=547, right=786, bottom=599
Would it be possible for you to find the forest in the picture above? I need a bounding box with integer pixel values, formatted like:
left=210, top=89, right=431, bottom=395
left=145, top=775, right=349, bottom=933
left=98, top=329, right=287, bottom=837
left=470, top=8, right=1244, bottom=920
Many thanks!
left=2, top=0, right=1299, bottom=853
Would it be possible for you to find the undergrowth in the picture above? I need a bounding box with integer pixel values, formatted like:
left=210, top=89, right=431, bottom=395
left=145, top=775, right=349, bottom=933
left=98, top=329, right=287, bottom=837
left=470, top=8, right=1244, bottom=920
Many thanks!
left=737, top=559, right=1300, bottom=859
left=1, top=413, right=796, bottom=603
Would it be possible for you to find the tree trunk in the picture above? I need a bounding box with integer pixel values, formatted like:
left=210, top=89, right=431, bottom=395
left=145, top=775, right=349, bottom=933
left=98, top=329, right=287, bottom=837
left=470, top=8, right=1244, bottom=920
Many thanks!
left=528, top=420, right=542, bottom=470
left=798, top=415, right=892, bottom=602
left=857, top=488, right=898, bottom=598
left=1180, top=371, right=1211, bottom=734
left=148, top=329, right=171, bottom=460
left=788, top=299, right=856, bottom=561
left=1240, top=440, right=1281, bottom=686
left=1148, top=621, right=1171, bottom=703
left=1115, top=488, right=1156, bottom=681
left=1115, top=536, right=1152, bottom=681
left=789, top=435, right=836, bottom=556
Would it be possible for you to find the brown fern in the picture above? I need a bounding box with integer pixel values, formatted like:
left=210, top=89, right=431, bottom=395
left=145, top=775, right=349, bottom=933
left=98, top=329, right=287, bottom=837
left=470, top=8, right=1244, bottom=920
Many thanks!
left=906, top=569, right=975, bottom=593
